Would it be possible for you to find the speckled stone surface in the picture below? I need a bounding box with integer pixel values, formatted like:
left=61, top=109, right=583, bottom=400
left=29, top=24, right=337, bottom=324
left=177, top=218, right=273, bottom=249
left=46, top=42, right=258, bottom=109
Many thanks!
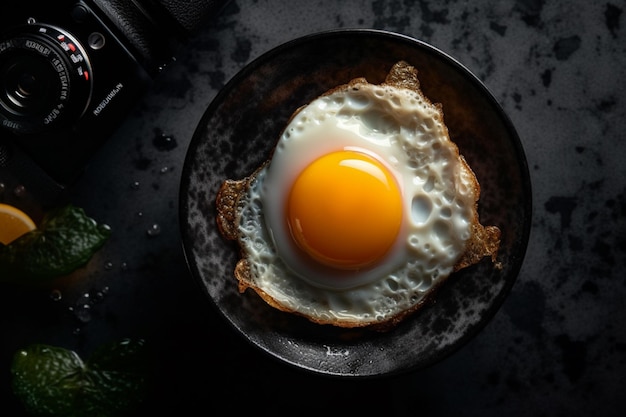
left=1, top=0, right=624, bottom=415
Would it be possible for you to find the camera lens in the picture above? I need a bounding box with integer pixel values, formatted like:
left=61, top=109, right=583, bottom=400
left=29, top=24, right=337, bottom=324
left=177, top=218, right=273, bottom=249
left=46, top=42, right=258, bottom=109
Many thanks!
left=0, top=23, right=93, bottom=134
left=3, top=53, right=58, bottom=114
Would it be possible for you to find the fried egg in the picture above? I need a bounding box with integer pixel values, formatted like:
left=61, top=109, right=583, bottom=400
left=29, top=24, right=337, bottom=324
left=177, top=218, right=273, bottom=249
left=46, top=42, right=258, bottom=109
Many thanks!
left=216, top=61, right=500, bottom=329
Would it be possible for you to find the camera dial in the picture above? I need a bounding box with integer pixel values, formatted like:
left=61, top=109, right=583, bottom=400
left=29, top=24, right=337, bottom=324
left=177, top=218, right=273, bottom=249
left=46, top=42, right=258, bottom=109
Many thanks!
left=0, top=19, right=93, bottom=135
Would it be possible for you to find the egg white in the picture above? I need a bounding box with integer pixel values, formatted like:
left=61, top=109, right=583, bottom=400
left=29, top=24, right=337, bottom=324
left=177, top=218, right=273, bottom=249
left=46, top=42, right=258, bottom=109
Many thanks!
left=233, top=81, right=476, bottom=326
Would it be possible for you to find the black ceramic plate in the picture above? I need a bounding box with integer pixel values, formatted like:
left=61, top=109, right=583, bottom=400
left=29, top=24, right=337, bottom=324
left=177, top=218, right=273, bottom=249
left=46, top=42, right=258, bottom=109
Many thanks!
left=180, top=29, right=531, bottom=377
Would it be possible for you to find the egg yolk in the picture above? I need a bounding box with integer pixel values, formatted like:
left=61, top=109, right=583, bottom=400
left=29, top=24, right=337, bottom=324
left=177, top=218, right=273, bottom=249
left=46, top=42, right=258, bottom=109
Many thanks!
left=287, top=150, right=402, bottom=270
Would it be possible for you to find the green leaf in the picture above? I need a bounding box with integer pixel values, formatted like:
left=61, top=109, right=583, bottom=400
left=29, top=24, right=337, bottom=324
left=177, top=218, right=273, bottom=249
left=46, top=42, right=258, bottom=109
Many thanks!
left=0, top=205, right=111, bottom=282
left=11, top=339, right=149, bottom=417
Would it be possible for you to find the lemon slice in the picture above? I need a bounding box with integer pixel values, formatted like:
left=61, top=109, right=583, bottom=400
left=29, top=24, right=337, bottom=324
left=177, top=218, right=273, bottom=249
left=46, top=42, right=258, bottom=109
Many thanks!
left=0, top=203, right=37, bottom=245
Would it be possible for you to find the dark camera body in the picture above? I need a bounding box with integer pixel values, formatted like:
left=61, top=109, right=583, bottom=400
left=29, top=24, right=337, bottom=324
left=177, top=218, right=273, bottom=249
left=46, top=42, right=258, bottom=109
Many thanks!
left=0, top=0, right=226, bottom=187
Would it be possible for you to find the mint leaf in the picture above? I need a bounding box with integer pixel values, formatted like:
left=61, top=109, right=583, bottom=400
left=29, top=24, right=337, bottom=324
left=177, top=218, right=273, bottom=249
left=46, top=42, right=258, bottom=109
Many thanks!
left=11, top=339, right=149, bottom=417
left=0, top=205, right=111, bottom=282
left=11, top=344, right=85, bottom=416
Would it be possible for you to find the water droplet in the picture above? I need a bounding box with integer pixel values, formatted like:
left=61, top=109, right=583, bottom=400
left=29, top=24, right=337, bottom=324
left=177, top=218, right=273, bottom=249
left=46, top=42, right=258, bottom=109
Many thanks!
left=49, top=289, right=62, bottom=302
left=74, top=304, right=92, bottom=323
left=92, top=290, right=106, bottom=302
left=0, top=182, right=5, bottom=195
left=136, top=211, right=143, bottom=218
left=120, top=262, right=129, bottom=271
left=160, top=166, right=170, bottom=174
left=153, top=131, right=177, bottom=151
left=104, top=261, right=114, bottom=270
left=131, top=181, right=140, bottom=189
left=146, top=223, right=161, bottom=237
left=73, top=328, right=82, bottom=335
left=13, top=184, right=26, bottom=197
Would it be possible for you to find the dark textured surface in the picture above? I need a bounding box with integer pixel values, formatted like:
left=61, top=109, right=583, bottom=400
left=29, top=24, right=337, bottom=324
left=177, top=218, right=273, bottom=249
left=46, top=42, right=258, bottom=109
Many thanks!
left=1, top=0, right=625, bottom=415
